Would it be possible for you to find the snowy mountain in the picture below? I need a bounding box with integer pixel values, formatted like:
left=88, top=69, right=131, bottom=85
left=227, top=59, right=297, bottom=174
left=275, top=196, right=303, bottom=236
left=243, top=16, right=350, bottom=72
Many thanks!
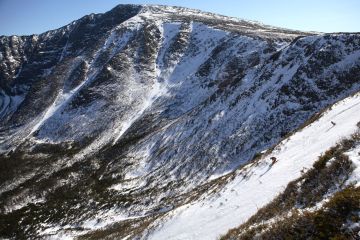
left=0, top=4, right=359, bottom=239
left=148, top=93, right=360, bottom=240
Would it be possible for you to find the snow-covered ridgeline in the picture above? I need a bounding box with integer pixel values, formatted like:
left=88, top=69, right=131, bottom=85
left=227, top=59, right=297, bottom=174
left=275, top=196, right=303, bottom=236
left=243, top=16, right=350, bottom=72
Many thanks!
left=148, top=93, right=360, bottom=240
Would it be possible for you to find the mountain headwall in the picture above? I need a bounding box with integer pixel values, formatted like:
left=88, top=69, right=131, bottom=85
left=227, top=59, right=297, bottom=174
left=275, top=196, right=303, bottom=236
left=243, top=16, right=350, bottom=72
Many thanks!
left=0, top=4, right=359, bottom=239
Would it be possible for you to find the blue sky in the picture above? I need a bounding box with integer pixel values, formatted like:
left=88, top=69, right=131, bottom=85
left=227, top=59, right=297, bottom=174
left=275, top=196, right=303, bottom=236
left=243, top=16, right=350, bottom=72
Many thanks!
left=0, top=0, right=359, bottom=36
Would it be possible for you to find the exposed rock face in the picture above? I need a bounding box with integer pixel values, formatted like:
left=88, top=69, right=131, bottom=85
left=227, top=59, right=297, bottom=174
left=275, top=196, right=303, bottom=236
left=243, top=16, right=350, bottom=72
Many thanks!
left=0, top=4, right=359, bottom=239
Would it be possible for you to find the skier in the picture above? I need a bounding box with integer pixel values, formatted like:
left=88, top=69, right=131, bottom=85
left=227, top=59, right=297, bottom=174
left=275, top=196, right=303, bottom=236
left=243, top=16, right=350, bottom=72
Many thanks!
left=270, top=157, right=277, bottom=165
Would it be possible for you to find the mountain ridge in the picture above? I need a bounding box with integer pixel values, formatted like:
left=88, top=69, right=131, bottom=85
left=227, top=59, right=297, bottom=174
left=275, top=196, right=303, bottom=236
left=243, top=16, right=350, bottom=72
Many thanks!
left=0, top=4, right=317, bottom=38
left=0, top=4, right=359, bottom=239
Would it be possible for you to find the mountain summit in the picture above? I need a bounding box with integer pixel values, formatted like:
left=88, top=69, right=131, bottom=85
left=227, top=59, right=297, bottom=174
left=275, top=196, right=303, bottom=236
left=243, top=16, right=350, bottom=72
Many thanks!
left=1, top=4, right=359, bottom=239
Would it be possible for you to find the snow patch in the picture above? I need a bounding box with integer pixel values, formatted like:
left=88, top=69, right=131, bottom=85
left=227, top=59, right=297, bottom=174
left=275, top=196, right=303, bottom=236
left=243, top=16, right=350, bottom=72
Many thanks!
left=346, top=144, right=360, bottom=186
left=149, top=93, right=360, bottom=240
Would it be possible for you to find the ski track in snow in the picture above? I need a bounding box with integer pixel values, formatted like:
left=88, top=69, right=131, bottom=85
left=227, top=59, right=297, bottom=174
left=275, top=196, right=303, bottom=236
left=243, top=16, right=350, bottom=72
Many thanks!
left=148, top=93, right=360, bottom=240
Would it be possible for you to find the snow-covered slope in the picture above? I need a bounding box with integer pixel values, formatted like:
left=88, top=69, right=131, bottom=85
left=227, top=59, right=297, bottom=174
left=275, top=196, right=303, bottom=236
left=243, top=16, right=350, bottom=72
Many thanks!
left=147, top=93, right=360, bottom=240
left=0, top=4, right=360, bottom=239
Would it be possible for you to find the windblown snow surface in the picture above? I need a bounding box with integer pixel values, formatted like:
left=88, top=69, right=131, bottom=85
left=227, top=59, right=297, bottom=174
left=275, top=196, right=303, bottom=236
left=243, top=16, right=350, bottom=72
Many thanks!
left=148, top=93, right=360, bottom=240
